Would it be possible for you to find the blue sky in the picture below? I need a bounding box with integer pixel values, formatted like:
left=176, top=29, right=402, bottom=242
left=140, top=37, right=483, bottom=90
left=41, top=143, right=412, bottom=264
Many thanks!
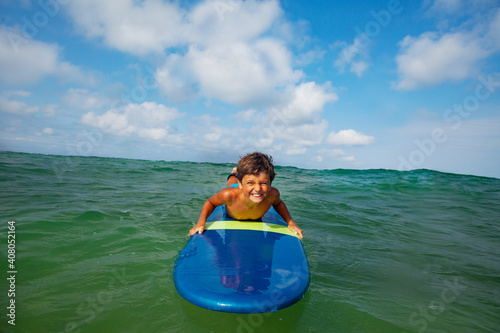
left=1, top=0, right=499, bottom=178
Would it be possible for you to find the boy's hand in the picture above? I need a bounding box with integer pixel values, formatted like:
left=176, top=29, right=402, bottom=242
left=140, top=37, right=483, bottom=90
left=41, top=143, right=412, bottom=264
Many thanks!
left=288, top=222, right=303, bottom=239
left=188, top=223, right=206, bottom=236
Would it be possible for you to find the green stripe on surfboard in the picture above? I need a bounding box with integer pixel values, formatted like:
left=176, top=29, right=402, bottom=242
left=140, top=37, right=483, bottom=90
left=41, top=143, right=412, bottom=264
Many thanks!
left=205, top=221, right=301, bottom=239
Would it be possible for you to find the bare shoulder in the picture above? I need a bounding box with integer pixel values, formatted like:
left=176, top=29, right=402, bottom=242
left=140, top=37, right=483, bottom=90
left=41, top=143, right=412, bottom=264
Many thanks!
left=268, top=187, right=281, bottom=202
left=215, top=186, right=240, bottom=203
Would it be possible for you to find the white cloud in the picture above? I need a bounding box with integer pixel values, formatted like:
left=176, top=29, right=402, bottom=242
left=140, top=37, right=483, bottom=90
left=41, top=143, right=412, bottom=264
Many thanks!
left=66, top=0, right=282, bottom=56
left=487, top=8, right=500, bottom=48
left=185, top=0, right=281, bottom=45
left=247, top=82, right=336, bottom=154
left=277, top=81, right=338, bottom=125
left=0, top=90, right=39, bottom=114
left=66, top=0, right=304, bottom=106
left=156, top=38, right=303, bottom=106
left=395, top=8, right=500, bottom=89
left=427, top=0, right=462, bottom=14
left=340, top=155, right=356, bottom=162
left=323, top=148, right=347, bottom=157
left=233, top=109, right=259, bottom=123
left=250, top=117, right=329, bottom=153
left=66, top=0, right=185, bottom=56
left=185, top=114, right=237, bottom=152
left=81, top=102, right=185, bottom=141
left=63, top=0, right=340, bottom=157
left=0, top=26, right=91, bottom=85
left=0, top=26, right=58, bottom=84
left=0, top=91, right=59, bottom=116
left=42, top=104, right=57, bottom=117
left=279, top=120, right=329, bottom=155
left=317, top=148, right=357, bottom=164
left=425, top=0, right=497, bottom=17
left=62, top=88, right=111, bottom=110
left=204, top=132, right=222, bottom=142
left=56, top=62, right=94, bottom=85
left=327, top=129, right=375, bottom=146
left=395, top=32, right=488, bottom=89
left=153, top=54, right=197, bottom=104
left=350, top=61, right=369, bottom=78
left=294, top=47, right=326, bottom=67
left=185, top=81, right=337, bottom=156
left=334, top=36, right=371, bottom=77
left=43, top=128, right=54, bottom=135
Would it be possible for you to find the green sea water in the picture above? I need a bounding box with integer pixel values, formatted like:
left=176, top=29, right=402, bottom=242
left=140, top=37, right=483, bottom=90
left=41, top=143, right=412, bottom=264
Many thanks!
left=1, top=151, right=499, bottom=333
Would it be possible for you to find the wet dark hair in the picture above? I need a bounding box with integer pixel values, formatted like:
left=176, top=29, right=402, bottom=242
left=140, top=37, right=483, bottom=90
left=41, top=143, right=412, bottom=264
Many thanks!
left=236, top=152, right=276, bottom=183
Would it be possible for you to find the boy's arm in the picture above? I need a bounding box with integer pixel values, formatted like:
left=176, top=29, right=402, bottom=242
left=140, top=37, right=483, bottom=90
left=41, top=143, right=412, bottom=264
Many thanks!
left=188, top=199, right=216, bottom=236
left=273, top=195, right=303, bottom=239
left=188, top=189, right=230, bottom=236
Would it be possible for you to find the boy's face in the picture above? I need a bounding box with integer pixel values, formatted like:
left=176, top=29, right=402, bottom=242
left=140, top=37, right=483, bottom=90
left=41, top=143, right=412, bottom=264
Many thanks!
left=238, top=171, right=271, bottom=204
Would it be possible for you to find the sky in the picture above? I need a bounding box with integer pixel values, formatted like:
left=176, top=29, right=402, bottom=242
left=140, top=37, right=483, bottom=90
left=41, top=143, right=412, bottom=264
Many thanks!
left=1, top=0, right=499, bottom=178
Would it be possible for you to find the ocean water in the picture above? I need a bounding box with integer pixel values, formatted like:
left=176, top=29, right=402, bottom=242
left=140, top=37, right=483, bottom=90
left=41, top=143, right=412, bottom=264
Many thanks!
left=1, top=151, right=499, bottom=333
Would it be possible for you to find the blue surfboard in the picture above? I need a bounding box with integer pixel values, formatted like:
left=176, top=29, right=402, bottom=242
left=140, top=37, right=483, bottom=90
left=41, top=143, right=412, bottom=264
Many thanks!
left=174, top=204, right=310, bottom=313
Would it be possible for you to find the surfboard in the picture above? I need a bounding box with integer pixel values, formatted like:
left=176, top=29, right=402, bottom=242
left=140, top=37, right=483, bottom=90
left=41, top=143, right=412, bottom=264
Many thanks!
left=174, top=204, right=310, bottom=313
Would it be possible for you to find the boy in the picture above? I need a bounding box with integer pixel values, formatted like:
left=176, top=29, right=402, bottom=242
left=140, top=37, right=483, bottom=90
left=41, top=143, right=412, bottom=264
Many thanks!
left=188, top=152, right=303, bottom=239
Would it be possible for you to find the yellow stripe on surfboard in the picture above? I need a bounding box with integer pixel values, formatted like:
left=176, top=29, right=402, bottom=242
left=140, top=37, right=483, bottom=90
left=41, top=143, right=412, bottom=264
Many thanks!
left=205, top=221, right=301, bottom=239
